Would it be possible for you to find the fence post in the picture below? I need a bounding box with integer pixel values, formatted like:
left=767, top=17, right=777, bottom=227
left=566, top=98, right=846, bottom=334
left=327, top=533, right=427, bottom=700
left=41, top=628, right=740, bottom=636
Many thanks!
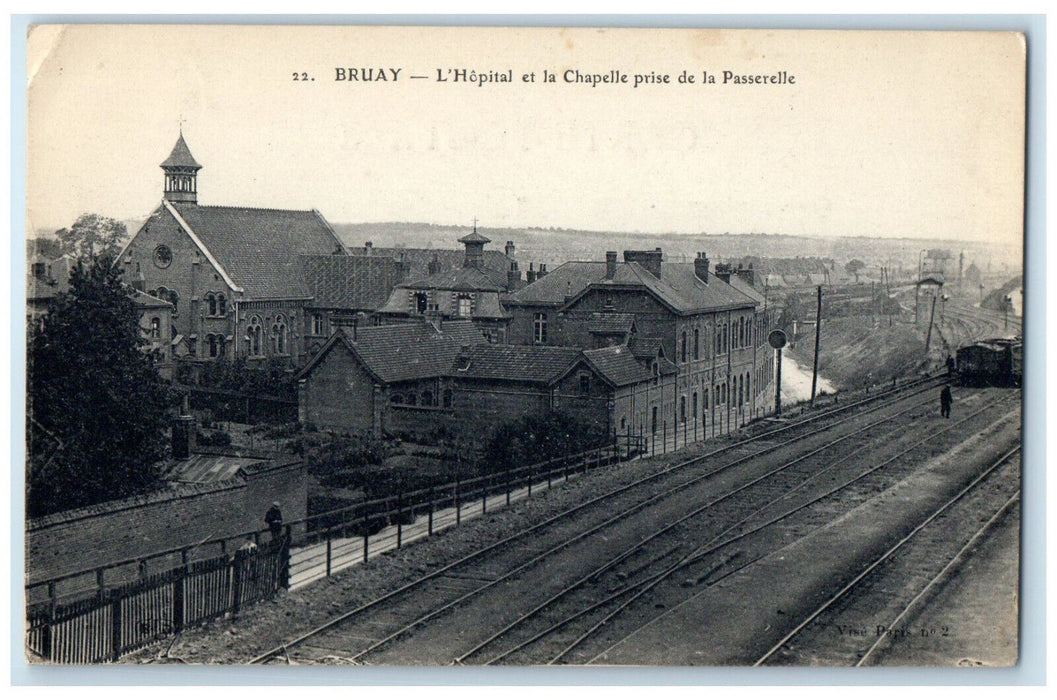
left=231, top=550, right=243, bottom=618
left=42, top=581, right=56, bottom=661
left=362, top=502, right=370, bottom=563
left=281, top=525, right=291, bottom=589
left=109, top=589, right=122, bottom=662
left=173, top=548, right=188, bottom=634
left=325, top=527, right=333, bottom=577
left=396, top=494, right=403, bottom=550
left=428, top=486, right=435, bottom=536
left=663, top=421, right=667, bottom=454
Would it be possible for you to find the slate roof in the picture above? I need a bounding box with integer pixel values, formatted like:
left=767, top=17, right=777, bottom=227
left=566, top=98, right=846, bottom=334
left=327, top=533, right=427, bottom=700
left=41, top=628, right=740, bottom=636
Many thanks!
left=337, top=320, right=485, bottom=384
left=300, top=254, right=403, bottom=310
left=454, top=344, right=583, bottom=384
left=170, top=203, right=345, bottom=299
left=399, top=265, right=504, bottom=292
left=628, top=336, right=666, bottom=360
left=583, top=345, right=652, bottom=387
left=348, top=246, right=512, bottom=287
left=587, top=312, right=637, bottom=335
left=160, top=133, right=202, bottom=169
left=725, top=274, right=767, bottom=308
left=508, top=260, right=757, bottom=314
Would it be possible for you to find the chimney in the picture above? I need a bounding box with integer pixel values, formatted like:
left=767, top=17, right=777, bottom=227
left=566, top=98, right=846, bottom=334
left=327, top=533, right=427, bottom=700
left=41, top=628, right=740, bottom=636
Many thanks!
left=623, top=248, right=663, bottom=278
left=736, top=263, right=756, bottom=286
left=172, top=395, right=196, bottom=460
left=364, top=241, right=373, bottom=254
left=526, top=262, right=538, bottom=284
left=505, top=241, right=516, bottom=257
left=605, top=251, right=618, bottom=280
left=507, top=261, right=520, bottom=291
left=539, top=263, right=548, bottom=278
left=428, top=252, right=441, bottom=276
left=694, top=252, right=710, bottom=283
left=714, top=262, right=734, bottom=284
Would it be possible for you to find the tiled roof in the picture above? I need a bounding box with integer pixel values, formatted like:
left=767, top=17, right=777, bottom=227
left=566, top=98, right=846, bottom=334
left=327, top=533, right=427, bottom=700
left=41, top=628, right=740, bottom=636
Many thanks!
left=583, top=345, right=652, bottom=386
left=348, top=246, right=512, bottom=285
left=300, top=254, right=403, bottom=310
left=508, top=260, right=756, bottom=314
left=726, top=275, right=767, bottom=307
left=160, top=134, right=202, bottom=169
left=171, top=203, right=345, bottom=299
left=341, top=320, right=485, bottom=384
left=400, top=266, right=504, bottom=292
left=587, top=312, right=637, bottom=335
left=628, top=336, right=666, bottom=360
left=454, top=344, right=583, bottom=384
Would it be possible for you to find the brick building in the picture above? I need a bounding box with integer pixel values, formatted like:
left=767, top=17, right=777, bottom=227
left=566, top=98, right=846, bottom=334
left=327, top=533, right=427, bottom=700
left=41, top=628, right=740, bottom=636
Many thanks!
left=374, top=229, right=520, bottom=342
left=504, top=249, right=775, bottom=437
left=297, top=318, right=677, bottom=442
left=117, top=134, right=408, bottom=367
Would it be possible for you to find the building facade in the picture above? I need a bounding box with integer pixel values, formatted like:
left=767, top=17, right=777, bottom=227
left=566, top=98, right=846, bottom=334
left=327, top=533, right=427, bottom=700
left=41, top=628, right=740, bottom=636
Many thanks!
left=504, top=249, right=776, bottom=438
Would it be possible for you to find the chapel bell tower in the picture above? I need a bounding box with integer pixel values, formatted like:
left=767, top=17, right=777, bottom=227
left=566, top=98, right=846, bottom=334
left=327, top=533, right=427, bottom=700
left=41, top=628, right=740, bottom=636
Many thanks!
left=161, top=132, right=202, bottom=204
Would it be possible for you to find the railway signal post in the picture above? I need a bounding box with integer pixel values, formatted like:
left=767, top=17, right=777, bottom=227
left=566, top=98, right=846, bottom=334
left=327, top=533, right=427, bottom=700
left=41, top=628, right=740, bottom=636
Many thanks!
left=769, top=329, right=788, bottom=417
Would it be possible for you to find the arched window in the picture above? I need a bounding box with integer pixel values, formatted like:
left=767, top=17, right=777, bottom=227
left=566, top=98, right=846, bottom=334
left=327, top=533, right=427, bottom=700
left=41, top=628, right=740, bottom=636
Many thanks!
left=247, top=315, right=263, bottom=356
left=217, top=294, right=226, bottom=316
left=149, top=317, right=160, bottom=339
left=272, top=314, right=287, bottom=355
left=680, top=331, right=687, bottom=363
left=680, top=395, right=686, bottom=423
left=692, top=391, right=698, bottom=419
left=391, top=393, right=404, bottom=405
left=206, top=293, right=216, bottom=317
left=694, top=328, right=700, bottom=360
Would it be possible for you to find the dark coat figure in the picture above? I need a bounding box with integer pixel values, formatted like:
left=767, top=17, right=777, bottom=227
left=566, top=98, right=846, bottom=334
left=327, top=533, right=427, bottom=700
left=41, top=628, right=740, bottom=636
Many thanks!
left=940, top=386, right=953, bottom=418
left=946, top=354, right=956, bottom=376
left=265, top=502, right=283, bottom=541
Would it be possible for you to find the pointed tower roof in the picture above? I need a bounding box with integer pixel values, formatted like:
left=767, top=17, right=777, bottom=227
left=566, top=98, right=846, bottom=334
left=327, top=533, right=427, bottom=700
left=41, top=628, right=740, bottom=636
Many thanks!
left=161, top=133, right=202, bottom=170
left=459, top=230, right=490, bottom=244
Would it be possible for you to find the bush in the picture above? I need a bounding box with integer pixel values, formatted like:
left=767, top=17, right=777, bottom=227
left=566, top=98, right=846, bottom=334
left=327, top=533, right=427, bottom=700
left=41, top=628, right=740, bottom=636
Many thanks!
left=482, top=411, right=610, bottom=476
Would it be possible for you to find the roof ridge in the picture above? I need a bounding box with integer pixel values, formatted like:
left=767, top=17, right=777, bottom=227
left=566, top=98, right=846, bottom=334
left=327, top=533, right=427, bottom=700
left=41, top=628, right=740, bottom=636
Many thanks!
left=185, top=203, right=318, bottom=214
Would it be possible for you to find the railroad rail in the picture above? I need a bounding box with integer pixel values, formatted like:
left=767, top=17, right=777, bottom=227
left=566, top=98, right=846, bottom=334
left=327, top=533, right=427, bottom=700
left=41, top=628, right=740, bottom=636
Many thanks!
left=248, top=373, right=953, bottom=664
left=752, top=444, right=1021, bottom=667
left=457, top=392, right=1019, bottom=665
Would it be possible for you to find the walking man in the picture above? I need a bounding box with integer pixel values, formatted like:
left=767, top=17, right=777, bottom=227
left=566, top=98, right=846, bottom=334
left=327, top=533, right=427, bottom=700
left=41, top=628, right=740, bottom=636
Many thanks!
left=265, top=501, right=284, bottom=542
left=940, top=385, right=953, bottom=419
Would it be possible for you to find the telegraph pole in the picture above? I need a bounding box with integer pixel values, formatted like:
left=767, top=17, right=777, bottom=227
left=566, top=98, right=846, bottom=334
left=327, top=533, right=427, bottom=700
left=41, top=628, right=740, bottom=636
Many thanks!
left=810, top=285, right=822, bottom=407
left=925, top=294, right=938, bottom=352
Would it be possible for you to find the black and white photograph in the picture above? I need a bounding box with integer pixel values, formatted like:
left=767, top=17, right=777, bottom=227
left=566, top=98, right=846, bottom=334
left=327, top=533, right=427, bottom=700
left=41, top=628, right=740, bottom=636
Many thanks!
left=20, top=23, right=1029, bottom=670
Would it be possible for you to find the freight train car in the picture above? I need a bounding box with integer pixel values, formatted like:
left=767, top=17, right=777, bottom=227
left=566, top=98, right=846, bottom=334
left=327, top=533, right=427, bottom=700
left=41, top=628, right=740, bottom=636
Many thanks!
left=956, top=338, right=1023, bottom=386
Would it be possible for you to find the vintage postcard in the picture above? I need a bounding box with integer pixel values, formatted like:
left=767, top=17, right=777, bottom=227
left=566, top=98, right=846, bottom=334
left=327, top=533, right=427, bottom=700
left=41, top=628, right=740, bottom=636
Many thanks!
left=23, top=24, right=1026, bottom=669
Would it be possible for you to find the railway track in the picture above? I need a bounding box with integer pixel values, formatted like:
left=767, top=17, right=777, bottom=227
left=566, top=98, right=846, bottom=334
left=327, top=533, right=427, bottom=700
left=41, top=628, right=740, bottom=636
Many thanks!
left=452, top=391, right=1018, bottom=666
left=753, top=444, right=1021, bottom=667
left=247, top=376, right=993, bottom=665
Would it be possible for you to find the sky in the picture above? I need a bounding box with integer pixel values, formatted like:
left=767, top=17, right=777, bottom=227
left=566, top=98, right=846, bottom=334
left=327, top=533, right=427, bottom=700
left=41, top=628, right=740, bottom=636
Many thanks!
left=26, top=25, right=1026, bottom=246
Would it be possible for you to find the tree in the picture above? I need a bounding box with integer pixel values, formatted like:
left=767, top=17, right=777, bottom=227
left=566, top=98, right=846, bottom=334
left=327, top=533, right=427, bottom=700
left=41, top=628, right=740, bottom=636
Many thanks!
left=54, top=213, right=127, bottom=262
left=27, top=257, right=175, bottom=517
left=845, top=259, right=866, bottom=284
